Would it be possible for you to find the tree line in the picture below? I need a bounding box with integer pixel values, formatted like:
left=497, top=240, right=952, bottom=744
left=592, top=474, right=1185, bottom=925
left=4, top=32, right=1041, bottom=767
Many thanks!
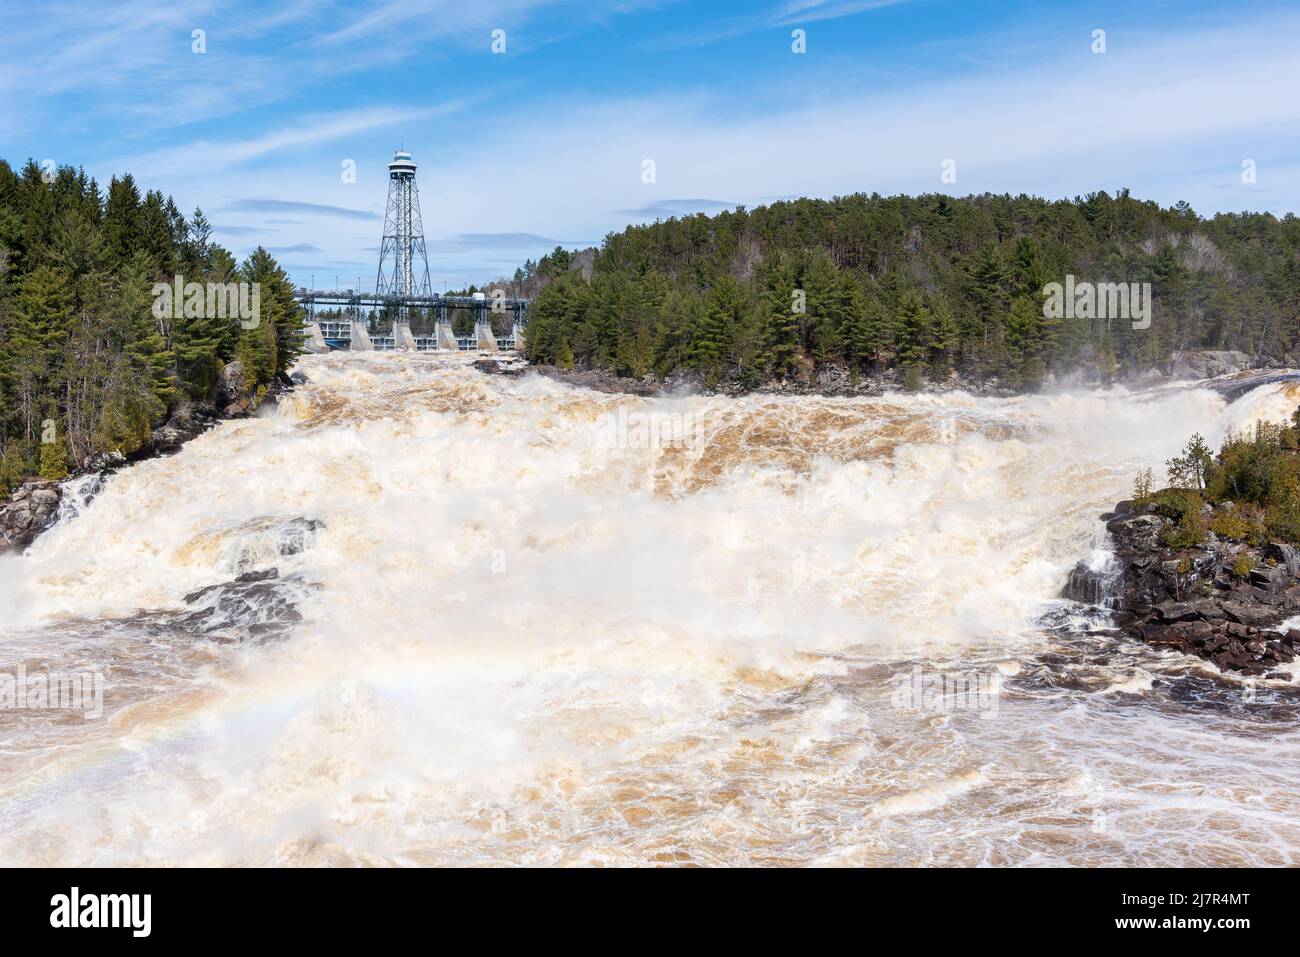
left=0, top=158, right=303, bottom=492
left=520, top=190, right=1300, bottom=390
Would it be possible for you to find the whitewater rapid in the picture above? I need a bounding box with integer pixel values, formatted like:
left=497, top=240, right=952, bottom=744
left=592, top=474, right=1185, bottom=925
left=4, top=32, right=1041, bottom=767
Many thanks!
left=1, top=352, right=1299, bottom=866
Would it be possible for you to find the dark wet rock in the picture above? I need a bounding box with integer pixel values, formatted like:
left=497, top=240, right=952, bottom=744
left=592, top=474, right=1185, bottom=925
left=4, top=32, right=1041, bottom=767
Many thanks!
left=265, top=371, right=296, bottom=401
left=271, top=518, right=322, bottom=557
left=472, top=357, right=527, bottom=377
left=1060, top=556, right=1123, bottom=608
left=534, top=365, right=663, bottom=396
left=1154, top=600, right=1199, bottom=623
left=225, top=516, right=324, bottom=573
left=180, top=567, right=304, bottom=643
left=84, top=450, right=127, bottom=472
left=1264, top=542, right=1300, bottom=577
left=148, top=404, right=221, bottom=457
left=218, top=360, right=256, bottom=416
left=183, top=566, right=280, bottom=604
left=0, top=480, right=63, bottom=553
left=1218, top=599, right=1277, bottom=627
left=1066, top=496, right=1300, bottom=674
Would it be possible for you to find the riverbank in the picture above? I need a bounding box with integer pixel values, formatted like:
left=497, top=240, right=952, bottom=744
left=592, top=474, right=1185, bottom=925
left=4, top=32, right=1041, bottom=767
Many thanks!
left=530, top=348, right=1273, bottom=400
left=0, top=364, right=293, bottom=556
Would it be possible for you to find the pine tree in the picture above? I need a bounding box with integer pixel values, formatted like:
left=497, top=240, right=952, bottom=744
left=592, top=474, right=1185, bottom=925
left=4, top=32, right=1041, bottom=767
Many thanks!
left=555, top=336, right=575, bottom=370
left=927, top=296, right=960, bottom=378
left=760, top=261, right=801, bottom=378
left=1003, top=296, right=1045, bottom=388
left=241, top=245, right=303, bottom=379
left=689, top=277, right=744, bottom=374
left=117, top=252, right=177, bottom=412
left=894, top=291, right=929, bottom=373
left=13, top=265, right=74, bottom=396
left=102, top=175, right=142, bottom=265
left=38, top=437, right=69, bottom=480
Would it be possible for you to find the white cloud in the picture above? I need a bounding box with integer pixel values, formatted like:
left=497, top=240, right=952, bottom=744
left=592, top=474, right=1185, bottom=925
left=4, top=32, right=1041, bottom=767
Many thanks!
left=110, top=102, right=474, bottom=182
left=18, top=5, right=1299, bottom=289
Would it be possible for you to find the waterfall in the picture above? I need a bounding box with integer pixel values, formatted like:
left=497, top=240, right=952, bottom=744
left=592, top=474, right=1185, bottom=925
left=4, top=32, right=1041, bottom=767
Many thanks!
left=2, top=353, right=1299, bottom=866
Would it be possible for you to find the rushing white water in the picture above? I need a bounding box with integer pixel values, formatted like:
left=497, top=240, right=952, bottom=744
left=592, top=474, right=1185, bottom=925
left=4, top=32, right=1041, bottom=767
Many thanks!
left=2, top=352, right=1299, bottom=866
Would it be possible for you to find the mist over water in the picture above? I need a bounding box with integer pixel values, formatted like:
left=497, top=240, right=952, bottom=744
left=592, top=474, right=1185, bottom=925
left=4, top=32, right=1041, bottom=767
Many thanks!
left=2, top=352, right=1299, bottom=866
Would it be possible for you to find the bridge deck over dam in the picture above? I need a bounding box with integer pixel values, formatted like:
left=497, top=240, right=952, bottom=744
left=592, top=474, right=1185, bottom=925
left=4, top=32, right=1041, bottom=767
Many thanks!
left=296, top=289, right=529, bottom=353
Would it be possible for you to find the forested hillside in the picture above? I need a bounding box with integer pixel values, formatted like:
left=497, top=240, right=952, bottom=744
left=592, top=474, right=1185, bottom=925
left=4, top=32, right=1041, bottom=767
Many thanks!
left=0, top=158, right=302, bottom=493
left=521, top=190, right=1300, bottom=390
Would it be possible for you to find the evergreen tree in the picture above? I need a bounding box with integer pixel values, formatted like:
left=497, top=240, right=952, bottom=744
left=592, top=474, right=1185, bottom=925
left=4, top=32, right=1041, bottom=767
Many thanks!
left=759, top=260, right=801, bottom=378
left=102, top=175, right=142, bottom=265
left=894, top=291, right=929, bottom=372
left=688, top=277, right=744, bottom=375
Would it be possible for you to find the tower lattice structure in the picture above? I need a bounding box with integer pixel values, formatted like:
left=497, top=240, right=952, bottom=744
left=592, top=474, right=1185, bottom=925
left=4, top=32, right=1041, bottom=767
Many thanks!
left=375, top=149, right=432, bottom=302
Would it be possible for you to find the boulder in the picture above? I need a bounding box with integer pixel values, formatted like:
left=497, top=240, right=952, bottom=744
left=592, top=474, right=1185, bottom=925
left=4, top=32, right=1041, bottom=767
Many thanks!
left=1218, top=599, right=1277, bottom=627
left=0, top=480, right=63, bottom=553
left=1153, top=600, right=1199, bottom=623
left=219, top=360, right=254, bottom=416
left=1168, top=350, right=1252, bottom=379
left=1264, top=542, right=1300, bottom=577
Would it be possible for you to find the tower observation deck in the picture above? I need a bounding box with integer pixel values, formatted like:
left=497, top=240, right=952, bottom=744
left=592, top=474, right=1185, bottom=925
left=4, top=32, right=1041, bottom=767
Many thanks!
left=375, top=150, right=431, bottom=300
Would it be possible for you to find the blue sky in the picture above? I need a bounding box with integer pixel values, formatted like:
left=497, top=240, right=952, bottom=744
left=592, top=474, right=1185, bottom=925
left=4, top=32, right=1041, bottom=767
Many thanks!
left=2, top=0, right=1298, bottom=290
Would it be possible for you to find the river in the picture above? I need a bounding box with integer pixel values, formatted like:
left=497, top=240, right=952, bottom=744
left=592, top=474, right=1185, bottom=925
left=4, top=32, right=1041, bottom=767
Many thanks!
left=1, top=352, right=1298, bottom=865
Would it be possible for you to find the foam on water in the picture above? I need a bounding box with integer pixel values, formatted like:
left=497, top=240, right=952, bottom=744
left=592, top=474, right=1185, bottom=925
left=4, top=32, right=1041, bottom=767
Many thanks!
left=1, top=352, right=1299, bottom=865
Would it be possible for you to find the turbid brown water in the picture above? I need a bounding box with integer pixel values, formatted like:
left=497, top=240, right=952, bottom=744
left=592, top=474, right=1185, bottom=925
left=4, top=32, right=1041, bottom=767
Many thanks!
left=1, top=353, right=1298, bottom=865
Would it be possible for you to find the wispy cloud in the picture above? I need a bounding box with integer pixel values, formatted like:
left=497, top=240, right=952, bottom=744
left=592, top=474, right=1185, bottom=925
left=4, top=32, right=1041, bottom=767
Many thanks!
left=771, top=0, right=908, bottom=26
left=616, top=198, right=738, bottom=219
left=113, top=104, right=469, bottom=181
left=647, top=0, right=909, bottom=48
left=225, top=199, right=381, bottom=221
left=213, top=224, right=274, bottom=236
left=426, top=232, right=581, bottom=253
left=13, top=1, right=1300, bottom=290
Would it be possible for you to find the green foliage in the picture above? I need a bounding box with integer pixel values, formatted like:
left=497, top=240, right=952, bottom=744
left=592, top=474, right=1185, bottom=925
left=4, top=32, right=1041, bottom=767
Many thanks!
left=513, top=190, right=1300, bottom=389
left=1166, top=433, right=1213, bottom=490
left=1161, top=505, right=1206, bottom=548
left=38, top=439, right=68, bottom=480
left=554, top=336, right=575, bottom=371
left=0, top=158, right=299, bottom=480
left=1232, top=553, right=1253, bottom=578
left=1209, top=504, right=1254, bottom=542
left=1150, top=487, right=1201, bottom=521
left=1160, top=407, right=1300, bottom=545
left=1132, top=466, right=1153, bottom=505
left=0, top=441, right=26, bottom=497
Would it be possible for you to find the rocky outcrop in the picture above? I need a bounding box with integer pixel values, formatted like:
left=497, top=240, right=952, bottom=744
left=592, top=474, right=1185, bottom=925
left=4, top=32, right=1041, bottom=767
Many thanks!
left=0, top=375, right=299, bottom=558
left=179, top=567, right=304, bottom=642
left=148, top=404, right=221, bottom=457
left=472, top=357, right=528, bottom=378
left=1167, top=350, right=1253, bottom=379
left=0, top=481, right=63, bottom=552
left=218, top=360, right=268, bottom=417
left=534, top=365, right=664, bottom=396
left=1064, top=500, right=1300, bottom=676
